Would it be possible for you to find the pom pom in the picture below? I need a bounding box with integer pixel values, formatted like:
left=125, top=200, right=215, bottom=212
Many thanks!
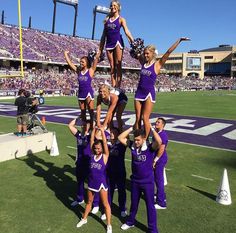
left=130, top=38, right=145, bottom=59
left=88, top=49, right=97, bottom=64
left=88, top=49, right=105, bottom=63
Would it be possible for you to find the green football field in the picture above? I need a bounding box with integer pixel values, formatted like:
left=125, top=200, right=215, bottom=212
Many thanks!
left=0, top=90, right=236, bottom=233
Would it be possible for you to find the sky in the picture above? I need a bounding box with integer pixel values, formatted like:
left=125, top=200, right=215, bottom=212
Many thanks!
left=0, top=0, right=236, bottom=53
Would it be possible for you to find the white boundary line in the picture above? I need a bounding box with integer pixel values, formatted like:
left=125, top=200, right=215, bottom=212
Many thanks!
left=169, top=139, right=236, bottom=153
left=191, top=174, right=214, bottom=181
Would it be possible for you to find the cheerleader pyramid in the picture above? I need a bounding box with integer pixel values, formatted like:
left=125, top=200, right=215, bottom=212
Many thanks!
left=66, top=1, right=190, bottom=232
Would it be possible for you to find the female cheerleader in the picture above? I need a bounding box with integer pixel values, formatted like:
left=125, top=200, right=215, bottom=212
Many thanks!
left=76, top=127, right=112, bottom=233
left=98, top=0, right=134, bottom=88
left=134, top=37, right=190, bottom=139
left=64, top=50, right=99, bottom=128
left=96, top=84, right=127, bottom=131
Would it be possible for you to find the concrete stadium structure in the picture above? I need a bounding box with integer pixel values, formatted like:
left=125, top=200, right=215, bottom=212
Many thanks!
left=158, top=45, right=236, bottom=78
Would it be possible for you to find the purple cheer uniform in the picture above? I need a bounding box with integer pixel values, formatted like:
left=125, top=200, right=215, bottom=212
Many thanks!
left=107, top=141, right=127, bottom=211
left=77, top=69, right=94, bottom=100
left=102, top=89, right=128, bottom=107
left=75, top=132, right=91, bottom=202
left=105, top=15, right=124, bottom=50
left=92, top=130, right=111, bottom=207
left=88, top=154, right=108, bottom=192
left=125, top=141, right=159, bottom=233
left=135, top=62, right=157, bottom=103
left=154, top=130, right=168, bottom=208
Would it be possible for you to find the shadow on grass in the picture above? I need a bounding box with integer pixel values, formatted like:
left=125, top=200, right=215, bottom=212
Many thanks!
left=110, top=199, right=148, bottom=232
left=16, top=152, right=86, bottom=219
left=17, top=151, right=150, bottom=232
left=187, top=186, right=216, bottom=201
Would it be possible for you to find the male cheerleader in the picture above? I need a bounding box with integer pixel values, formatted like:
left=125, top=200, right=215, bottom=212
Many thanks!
left=153, top=118, right=168, bottom=209
left=118, top=127, right=162, bottom=233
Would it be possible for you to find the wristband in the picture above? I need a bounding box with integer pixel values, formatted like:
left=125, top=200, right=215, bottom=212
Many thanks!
left=128, top=127, right=133, bottom=133
left=154, top=156, right=159, bottom=163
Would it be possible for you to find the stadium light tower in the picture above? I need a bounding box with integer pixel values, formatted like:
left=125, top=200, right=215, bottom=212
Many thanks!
left=1, top=10, right=5, bottom=24
left=92, top=5, right=110, bottom=40
left=52, top=0, right=78, bottom=37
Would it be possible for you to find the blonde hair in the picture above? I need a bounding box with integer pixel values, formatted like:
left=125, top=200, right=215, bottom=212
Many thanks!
left=144, top=45, right=158, bottom=60
left=99, top=84, right=110, bottom=93
left=104, top=1, right=122, bottom=23
left=110, top=1, right=121, bottom=12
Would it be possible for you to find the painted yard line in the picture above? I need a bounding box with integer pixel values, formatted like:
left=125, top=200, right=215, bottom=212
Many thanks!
left=191, top=174, right=214, bottom=181
left=125, top=158, right=132, bottom=162
left=169, top=139, right=236, bottom=153
left=66, top=146, right=77, bottom=150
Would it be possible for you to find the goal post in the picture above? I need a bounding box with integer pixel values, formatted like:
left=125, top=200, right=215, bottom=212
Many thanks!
left=0, top=0, right=24, bottom=78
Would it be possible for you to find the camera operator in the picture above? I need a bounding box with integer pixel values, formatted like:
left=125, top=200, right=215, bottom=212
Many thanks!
left=24, top=90, right=39, bottom=114
left=14, top=89, right=28, bottom=137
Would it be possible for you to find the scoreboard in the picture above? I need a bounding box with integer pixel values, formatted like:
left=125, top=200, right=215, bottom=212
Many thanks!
left=186, top=57, right=201, bottom=70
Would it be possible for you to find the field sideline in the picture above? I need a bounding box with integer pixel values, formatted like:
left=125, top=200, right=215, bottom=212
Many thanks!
left=0, top=90, right=236, bottom=233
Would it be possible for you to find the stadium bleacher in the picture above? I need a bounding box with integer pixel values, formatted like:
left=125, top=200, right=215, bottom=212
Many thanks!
left=0, top=24, right=236, bottom=96
left=0, top=24, right=140, bottom=68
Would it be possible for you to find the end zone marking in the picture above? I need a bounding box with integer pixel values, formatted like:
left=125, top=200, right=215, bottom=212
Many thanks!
left=191, top=174, right=214, bottom=181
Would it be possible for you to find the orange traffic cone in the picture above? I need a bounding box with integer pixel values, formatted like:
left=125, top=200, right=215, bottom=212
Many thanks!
left=41, top=116, right=46, bottom=125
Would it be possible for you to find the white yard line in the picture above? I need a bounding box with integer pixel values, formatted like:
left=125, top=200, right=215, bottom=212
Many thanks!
left=66, top=146, right=77, bottom=150
left=125, top=158, right=132, bottom=162
left=191, top=174, right=214, bottom=181
left=170, top=139, right=236, bottom=153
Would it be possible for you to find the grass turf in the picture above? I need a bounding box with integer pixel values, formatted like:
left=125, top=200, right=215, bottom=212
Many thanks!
left=0, top=90, right=236, bottom=233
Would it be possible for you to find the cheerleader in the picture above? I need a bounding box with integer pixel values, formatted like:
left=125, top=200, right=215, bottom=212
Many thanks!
left=98, top=0, right=133, bottom=88
left=96, top=84, right=127, bottom=131
left=68, top=118, right=91, bottom=206
left=153, top=118, right=168, bottom=210
left=76, top=127, right=112, bottom=233
left=64, top=51, right=99, bottom=128
left=118, top=126, right=162, bottom=233
left=134, top=37, right=190, bottom=139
